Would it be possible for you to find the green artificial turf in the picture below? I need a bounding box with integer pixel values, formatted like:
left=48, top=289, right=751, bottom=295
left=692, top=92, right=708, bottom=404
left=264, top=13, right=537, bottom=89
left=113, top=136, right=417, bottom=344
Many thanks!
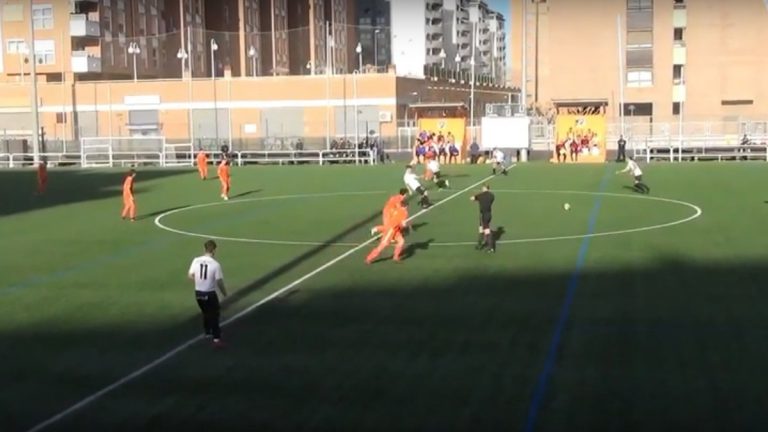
left=1, top=162, right=767, bottom=431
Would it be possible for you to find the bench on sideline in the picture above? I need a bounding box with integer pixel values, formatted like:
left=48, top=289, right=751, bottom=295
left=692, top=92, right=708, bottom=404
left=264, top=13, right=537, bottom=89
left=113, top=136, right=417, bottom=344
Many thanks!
left=632, top=136, right=768, bottom=162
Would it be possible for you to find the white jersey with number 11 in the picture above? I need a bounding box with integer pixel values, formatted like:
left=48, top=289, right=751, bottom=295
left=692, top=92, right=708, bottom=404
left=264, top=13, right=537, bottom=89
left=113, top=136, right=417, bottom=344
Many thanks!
left=188, top=255, right=223, bottom=292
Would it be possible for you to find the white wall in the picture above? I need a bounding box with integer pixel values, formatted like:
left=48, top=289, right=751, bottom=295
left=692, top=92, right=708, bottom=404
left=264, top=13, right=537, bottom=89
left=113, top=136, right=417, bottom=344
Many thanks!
left=389, top=0, right=426, bottom=78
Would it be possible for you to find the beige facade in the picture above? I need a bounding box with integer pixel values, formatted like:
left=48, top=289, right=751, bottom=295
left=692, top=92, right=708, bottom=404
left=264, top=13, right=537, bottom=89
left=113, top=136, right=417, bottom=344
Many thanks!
left=0, top=73, right=513, bottom=150
left=508, top=0, right=768, bottom=123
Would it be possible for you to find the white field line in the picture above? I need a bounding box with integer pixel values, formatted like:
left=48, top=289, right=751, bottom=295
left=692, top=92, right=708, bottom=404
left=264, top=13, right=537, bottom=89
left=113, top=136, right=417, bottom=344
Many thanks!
left=25, top=171, right=502, bottom=432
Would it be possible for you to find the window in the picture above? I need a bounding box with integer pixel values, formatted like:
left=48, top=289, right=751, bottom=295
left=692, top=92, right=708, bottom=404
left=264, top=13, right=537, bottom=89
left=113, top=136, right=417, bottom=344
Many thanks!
left=3, top=4, right=23, bottom=21
left=627, top=0, right=653, bottom=11
left=721, top=100, right=754, bottom=106
left=674, top=27, right=684, bottom=43
left=622, top=102, right=653, bottom=116
left=627, top=10, right=652, bottom=30
left=33, top=40, right=55, bottom=65
left=7, top=39, right=27, bottom=54
left=626, top=47, right=652, bottom=68
left=673, top=65, right=684, bottom=84
left=32, top=4, right=54, bottom=29
left=672, top=102, right=681, bottom=115
left=626, top=69, right=653, bottom=87
left=627, top=30, right=652, bottom=48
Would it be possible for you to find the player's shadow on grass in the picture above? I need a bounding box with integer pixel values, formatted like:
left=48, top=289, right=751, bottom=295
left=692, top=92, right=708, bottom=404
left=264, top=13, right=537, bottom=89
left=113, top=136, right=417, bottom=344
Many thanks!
left=494, top=226, right=506, bottom=242
left=135, top=205, right=190, bottom=221
left=0, top=169, right=189, bottom=217
left=230, top=189, right=262, bottom=199
left=221, top=203, right=388, bottom=307
left=400, top=238, right=434, bottom=260
left=411, top=222, right=429, bottom=231
left=622, top=185, right=645, bottom=194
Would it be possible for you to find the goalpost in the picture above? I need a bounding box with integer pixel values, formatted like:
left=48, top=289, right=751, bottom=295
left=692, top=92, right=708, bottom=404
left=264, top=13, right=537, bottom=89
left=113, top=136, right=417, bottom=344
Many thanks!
left=80, top=136, right=166, bottom=167
left=80, top=139, right=113, bottom=167
left=163, top=142, right=195, bottom=167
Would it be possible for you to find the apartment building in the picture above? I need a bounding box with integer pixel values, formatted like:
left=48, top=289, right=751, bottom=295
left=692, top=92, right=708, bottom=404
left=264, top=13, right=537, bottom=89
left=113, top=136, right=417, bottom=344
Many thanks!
left=356, top=0, right=390, bottom=69
left=508, top=0, right=768, bottom=122
left=325, top=0, right=351, bottom=74
left=286, top=0, right=326, bottom=75
left=204, top=0, right=261, bottom=78
left=0, top=0, right=208, bottom=82
left=390, top=0, right=507, bottom=83
left=259, top=0, right=289, bottom=75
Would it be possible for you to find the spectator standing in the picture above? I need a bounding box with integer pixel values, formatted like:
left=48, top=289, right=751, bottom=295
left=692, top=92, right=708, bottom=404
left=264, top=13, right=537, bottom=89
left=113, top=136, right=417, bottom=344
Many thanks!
left=469, top=141, right=480, bottom=164
left=616, top=135, right=627, bottom=162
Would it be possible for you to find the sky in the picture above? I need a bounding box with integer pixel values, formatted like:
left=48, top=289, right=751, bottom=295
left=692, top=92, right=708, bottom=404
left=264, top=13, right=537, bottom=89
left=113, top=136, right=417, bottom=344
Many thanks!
left=487, top=0, right=512, bottom=75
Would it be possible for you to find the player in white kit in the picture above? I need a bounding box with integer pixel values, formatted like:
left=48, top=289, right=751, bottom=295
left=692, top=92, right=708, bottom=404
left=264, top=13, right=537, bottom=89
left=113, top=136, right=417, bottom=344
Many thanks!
left=403, top=165, right=432, bottom=208
left=616, top=157, right=650, bottom=194
left=492, top=148, right=509, bottom=176
left=426, top=158, right=449, bottom=189
left=188, top=240, right=228, bottom=346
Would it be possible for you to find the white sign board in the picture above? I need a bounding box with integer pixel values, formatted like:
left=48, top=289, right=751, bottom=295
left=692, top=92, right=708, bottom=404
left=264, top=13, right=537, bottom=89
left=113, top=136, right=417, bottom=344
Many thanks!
left=243, top=124, right=258, bottom=134
left=481, top=116, right=531, bottom=149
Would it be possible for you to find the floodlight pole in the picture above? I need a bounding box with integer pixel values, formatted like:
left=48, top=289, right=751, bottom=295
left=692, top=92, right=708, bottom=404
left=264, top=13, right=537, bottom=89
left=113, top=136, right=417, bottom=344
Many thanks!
left=29, top=0, right=41, bottom=164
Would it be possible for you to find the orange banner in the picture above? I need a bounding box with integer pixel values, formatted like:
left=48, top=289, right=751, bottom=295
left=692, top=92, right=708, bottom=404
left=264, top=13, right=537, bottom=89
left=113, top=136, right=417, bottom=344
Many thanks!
left=552, top=115, right=606, bottom=163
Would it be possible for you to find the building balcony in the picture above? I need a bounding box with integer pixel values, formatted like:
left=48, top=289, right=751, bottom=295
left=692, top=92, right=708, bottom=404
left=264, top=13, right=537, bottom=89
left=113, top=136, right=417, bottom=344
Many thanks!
left=71, top=51, right=102, bottom=73
left=70, top=14, right=100, bottom=37
left=673, top=84, right=686, bottom=102
left=673, top=8, right=687, bottom=27
left=673, top=44, right=686, bottom=64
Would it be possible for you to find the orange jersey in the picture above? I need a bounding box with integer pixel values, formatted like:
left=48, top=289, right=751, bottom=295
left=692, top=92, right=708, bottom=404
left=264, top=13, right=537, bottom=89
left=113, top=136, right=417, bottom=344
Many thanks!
left=382, top=194, right=405, bottom=223
left=37, top=164, right=47, bottom=181
left=218, top=162, right=230, bottom=180
left=386, top=205, right=408, bottom=231
left=122, top=175, right=134, bottom=197
left=196, top=151, right=208, bottom=165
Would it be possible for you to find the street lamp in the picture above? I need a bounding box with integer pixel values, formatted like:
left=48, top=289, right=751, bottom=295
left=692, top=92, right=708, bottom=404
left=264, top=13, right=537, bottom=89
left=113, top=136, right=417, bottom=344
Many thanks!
left=209, top=38, right=218, bottom=80
left=374, top=29, right=380, bottom=70
left=128, top=42, right=140, bottom=82
left=248, top=45, right=257, bottom=77
left=176, top=48, right=188, bottom=79
left=210, top=38, right=219, bottom=147
left=353, top=70, right=360, bottom=162
left=454, top=52, right=461, bottom=82
left=18, top=43, right=29, bottom=83
left=355, top=42, right=362, bottom=73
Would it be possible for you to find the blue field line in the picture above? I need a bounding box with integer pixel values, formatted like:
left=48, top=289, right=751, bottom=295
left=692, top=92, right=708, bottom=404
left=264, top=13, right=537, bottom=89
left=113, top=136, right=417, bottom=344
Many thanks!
left=523, top=166, right=613, bottom=432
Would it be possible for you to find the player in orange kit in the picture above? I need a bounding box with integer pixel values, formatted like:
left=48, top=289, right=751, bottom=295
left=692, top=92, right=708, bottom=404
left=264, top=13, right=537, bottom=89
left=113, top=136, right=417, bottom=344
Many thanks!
left=196, top=148, right=208, bottom=180
left=121, top=169, right=137, bottom=221
left=365, top=201, right=409, bottom=264
left=371, top=188, right=409, bottom=236
left=217, top=157, right=231, bottom=200
left=36, top=161, right=48, bottom=195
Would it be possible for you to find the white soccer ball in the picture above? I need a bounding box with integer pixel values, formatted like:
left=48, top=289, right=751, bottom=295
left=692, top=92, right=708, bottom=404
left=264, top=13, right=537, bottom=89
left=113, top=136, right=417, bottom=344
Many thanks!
left=563, top=203, right=571, bottom=211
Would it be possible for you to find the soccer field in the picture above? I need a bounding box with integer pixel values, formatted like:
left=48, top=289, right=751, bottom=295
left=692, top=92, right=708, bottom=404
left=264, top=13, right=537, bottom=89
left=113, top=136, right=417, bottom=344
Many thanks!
left=2, top=162, right=768, bottom=431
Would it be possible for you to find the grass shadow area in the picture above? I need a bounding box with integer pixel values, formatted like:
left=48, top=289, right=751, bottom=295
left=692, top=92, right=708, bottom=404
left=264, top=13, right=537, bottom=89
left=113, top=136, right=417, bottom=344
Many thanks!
left=6, top=259, right=768, bottom=432
left=0, top=168, right=190, bottom=217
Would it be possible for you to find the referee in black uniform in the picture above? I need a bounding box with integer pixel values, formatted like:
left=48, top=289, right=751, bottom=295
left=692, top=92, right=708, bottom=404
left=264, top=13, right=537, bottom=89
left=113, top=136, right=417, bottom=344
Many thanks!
left=470, top=184, right=496, bottom=253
